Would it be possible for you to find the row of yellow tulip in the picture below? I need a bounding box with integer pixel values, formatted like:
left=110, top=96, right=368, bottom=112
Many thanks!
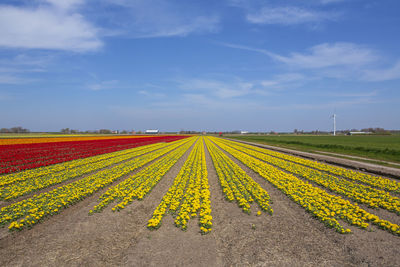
left=0, top=142, right=173, bottom=201
left=205, top=138, right=273, bottom=215
left=147, top=138, right=201, bottom=230
left=0, top=142, right=166, bottom=188
left=1, top=138, right=192, bottom=231
left=217, top=139, right=400, bottom=215
left=224, top=139, right=400, bottom=193
left=210, top=137, right=400, bottom=235
left=90, top=137, right=197, bottom=213
left=148, top=137, right=212, bottom=234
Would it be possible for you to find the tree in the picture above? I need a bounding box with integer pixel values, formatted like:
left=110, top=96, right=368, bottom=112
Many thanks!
left=60, top=128, right=70, bottom=134
left=99, top=129, right=112, bottom=134
left=10, top=126, right=29, bottom=133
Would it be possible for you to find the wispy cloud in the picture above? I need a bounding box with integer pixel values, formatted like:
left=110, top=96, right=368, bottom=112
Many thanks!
left=0, top=53, right=55, bottom=84
left=42, top=0, right=85, bottom=10
left=138, top=90, right=165, bottom=98
left=261, top=73, right=306, bottom=89
left=362, top=60, right=400, bottom=82
left=176, top=77, right=257, bottom=98
left=274, top=43, right=378, bottom=69
left=0, top=74, right=37, bottom=84
left=218, top=41, right=400, bottom=81
left=325, top=90, right=379, bottom=98
left=0, top=2, right=102, bottom=52
left=279, top=97, right=378, bottom=111
left=87, top=80, right=119, bottom=91
left=319, top=0, right=345, bottom=4
left=229, top=1, right=339, bottom=26
left=106, top=0, right=220, bottom=38
left=133, top=16, right=219, bottom=38
left=0, top=54, right=52, bottom=74
left=246, top=6, right=336, bottom=25
left=216, top=42, right=276, bottom=58
left=218, top=41, right=378, bottom=68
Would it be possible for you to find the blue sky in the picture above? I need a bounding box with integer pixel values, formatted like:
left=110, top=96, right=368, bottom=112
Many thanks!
left=1, top=0, right=399, bottom=132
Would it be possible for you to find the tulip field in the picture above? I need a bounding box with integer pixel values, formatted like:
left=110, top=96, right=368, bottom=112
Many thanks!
left=0, top=135, right=399, bottom=265
left=0, top=135, right=185, bottom=174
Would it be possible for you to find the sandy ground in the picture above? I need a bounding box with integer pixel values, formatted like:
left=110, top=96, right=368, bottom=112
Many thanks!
left=0, top=140, right=399, bottom=266
left=314, top=150, right=400, bottom=167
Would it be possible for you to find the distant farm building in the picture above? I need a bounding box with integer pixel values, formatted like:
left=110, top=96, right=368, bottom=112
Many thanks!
left=348, top=131, right=372, bottom=135
left=241, top=131, right=249, bottom=134
left=145, top=129, right=159, bottom=134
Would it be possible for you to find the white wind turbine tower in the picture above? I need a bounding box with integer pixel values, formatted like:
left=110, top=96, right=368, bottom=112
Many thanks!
left=332, top=113, right=337, bottom=136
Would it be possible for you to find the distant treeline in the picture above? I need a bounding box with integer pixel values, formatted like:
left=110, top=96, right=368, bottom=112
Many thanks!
left=60, top=128, right=133, bottom=134
left=0, top=127, right=30, bottom=133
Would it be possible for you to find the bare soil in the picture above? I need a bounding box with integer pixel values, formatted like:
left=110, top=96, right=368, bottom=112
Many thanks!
left=0, top=141, right=399, bottom=266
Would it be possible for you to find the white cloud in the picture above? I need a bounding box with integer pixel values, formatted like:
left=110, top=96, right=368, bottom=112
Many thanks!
left=0, top=74, right=36, bottom=84
left=107, top=0, right=220, bottom=38
left=42, top=0, right=84, bottom=10
left=261, top=73, right=306, bottom=88
left=87, top=80, right=119, bottom=91
left=246, top=6, right=334, bottom=25
left=319, top=0, right=345, bottom=4
left=130, top=15, right=219, bottom=38
left=176, top=78, right=255, bottom=98
left=0, top=53, right=53, bottom=84
left=216, top=42, right=276, bottom=57
left=274, top=43, right=378, bottom=68
left=0, top=54, right=51, bottom=73
left=138, top=90, right=165, bottom=98
left=0, top=4, right=102, bottom=52
left=219, top=41, right=400, bottom=82
left=362, top=61, right=400, bottom=82
left=218, top=41, right=379, bottom=69
left=326, top=90, right=378, bottom=98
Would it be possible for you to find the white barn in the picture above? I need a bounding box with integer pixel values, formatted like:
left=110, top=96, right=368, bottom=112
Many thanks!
left=145, top=129, right=159, bottom=134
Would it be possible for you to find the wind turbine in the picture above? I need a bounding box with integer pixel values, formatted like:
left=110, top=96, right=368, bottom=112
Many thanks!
left=331, top=113, right=337, bottom=136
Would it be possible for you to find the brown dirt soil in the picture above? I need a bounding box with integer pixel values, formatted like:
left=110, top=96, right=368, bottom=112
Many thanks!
left=0, top=140, right=399, bottom=266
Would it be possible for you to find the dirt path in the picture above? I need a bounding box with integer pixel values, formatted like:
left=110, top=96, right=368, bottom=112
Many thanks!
left=315, top=150, right=400, bottom=166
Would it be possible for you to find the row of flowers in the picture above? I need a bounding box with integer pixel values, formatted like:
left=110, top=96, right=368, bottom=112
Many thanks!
left=1, top=138, right=192, bottom=231
left=90, top=137, right=196, bottom=213
left=147, top=137, right=212, bottom=234
left=205, top=138, right=273, bottom=215
left=0, top=142, right=165, bottom=187
left=0, top=142, right=170, bottom=201
left=211, top=137, right=400, bottom=235
left=219, top=139, right=400, bottom=215
left=0, top=135, right=151, bottom=146
left=0, top=136, right=187, bottom=174
left=227, top=139, right=400, bottom=193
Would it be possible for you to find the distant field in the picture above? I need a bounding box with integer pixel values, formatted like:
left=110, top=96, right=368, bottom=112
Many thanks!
left=227, top=134, right=400, bottom=164
left=0, top=133, right=132, bottom=138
